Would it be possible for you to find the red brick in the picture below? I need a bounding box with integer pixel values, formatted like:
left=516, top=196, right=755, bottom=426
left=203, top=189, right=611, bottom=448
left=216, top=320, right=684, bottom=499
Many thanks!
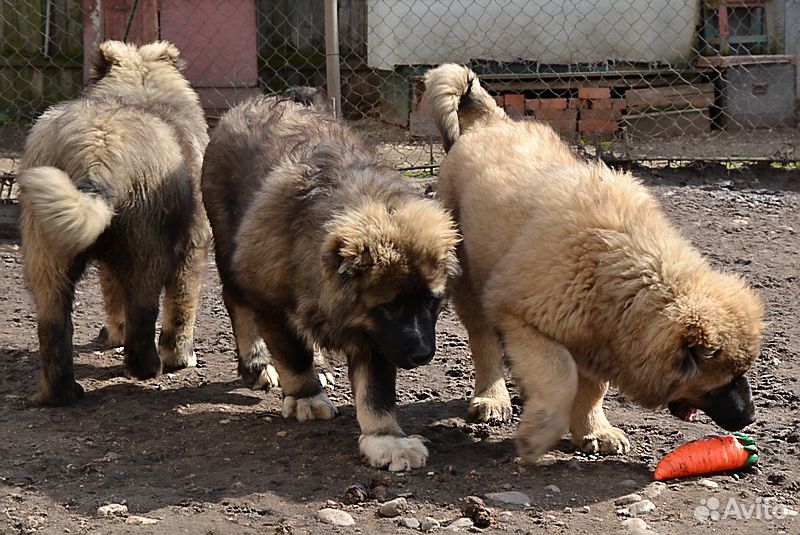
left=567, top=98, right=585, bottom=109
left=579, top=118, right=618, bottom=133
left=590, top=98, right=625, bottom=111
left=493, top=95, right=504, bottom=108
left=504, top=93, right=525, bottom=116
left=540, top=98, right=567, bottom=110
left=578, top=87, right=611, bottom=100
left=536, top=108, right=577, bottom=134
left=525, top=99, right=541, bottom=113
left=581, top=108, right=623, bottom=121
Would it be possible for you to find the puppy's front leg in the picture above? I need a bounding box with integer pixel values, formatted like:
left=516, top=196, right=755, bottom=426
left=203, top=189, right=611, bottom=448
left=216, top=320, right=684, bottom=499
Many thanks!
left=569, top=374, right=630, bottom=454
left=350, top=352, right=428, bottom=471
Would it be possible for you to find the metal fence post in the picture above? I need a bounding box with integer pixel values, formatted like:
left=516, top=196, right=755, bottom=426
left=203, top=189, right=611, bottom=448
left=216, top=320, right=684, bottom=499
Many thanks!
left=324, top=0, right=342, bottom=118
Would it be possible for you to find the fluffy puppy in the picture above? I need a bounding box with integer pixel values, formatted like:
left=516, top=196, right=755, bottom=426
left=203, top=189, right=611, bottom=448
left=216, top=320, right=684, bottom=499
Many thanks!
left=424, top=64, right=764, bottom=461
left=18, top=41, right=210, bottom=406
left=202, top=96, right=459, bottom=470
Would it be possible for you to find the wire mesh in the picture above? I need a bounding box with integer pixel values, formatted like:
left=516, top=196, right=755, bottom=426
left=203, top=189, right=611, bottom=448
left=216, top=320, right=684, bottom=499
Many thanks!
left=0, top=0, right=798, bottom=182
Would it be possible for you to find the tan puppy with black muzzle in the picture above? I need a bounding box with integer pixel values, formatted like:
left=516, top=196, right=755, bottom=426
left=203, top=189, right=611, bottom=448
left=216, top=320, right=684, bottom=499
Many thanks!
left=424, top=63, right=764, bottom=461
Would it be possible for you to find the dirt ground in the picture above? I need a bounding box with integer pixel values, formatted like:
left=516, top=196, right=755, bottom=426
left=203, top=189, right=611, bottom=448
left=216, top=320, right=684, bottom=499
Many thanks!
left=1, top=125, right=799, bottom=535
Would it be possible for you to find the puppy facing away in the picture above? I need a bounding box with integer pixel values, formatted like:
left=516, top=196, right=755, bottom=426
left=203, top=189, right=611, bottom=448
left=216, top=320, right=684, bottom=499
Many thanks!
left=201, top=96, right=460, bottom=470
left=17, top=41, right=210, bottom=406
left=424, top=64, right=764, bottom=462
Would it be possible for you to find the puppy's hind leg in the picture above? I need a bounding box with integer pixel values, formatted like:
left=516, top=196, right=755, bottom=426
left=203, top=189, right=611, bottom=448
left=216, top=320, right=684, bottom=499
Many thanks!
left=224, top=289, right=279, bottom=390
left=96, top=262, right=125, bottom=347
left=122, top=274, right=163, bottom=380
left=159, top=240, right=209, bottom=371
left=453, top=274, right=511, bottom=421
left=570, top=374, right=630, bottom=455
left=498, top=316, right=577, bottom=463
left=351, top=352, right=428, bottom=472
left=25, top=250, right=88, bottom=406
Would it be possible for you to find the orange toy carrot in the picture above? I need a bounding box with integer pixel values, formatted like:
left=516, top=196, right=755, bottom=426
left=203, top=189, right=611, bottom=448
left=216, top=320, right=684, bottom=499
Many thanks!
left=653, top=432, right=758, bottom=481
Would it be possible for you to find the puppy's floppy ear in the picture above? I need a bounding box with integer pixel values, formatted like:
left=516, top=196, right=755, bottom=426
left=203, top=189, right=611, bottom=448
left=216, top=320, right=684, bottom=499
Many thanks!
left=671, top=295, right=722, bottom=375
left=138, top=41, right=186, bottom=70
left=99, top=40, right=131, bottom=64
left=159, top=42, right=186, bottom=70
left=323, top=241, right=372, bottom=278
left=91, top=40, right=130, bottom=82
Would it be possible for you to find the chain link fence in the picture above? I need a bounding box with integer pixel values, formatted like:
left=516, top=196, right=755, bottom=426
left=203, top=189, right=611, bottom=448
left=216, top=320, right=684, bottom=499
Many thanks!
left=1, top=0, right=799, bottom=187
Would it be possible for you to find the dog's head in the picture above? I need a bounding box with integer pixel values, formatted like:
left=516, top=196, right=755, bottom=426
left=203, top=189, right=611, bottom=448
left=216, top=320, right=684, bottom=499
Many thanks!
left=619, top=268, right=764, bottom=432
left=89, top=40, right=189, bottom=92
left=322, top=196, right=460, bottom=369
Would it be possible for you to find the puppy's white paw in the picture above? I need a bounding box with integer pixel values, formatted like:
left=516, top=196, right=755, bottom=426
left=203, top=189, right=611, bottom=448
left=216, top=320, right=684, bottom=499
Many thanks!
left=359, top=434, right=429, bottom=472
left=575, top=427, right=631, bottom=455
left=469, top=394, right=513, bottom=422
left=253, top=364, right=281, bottom=390
left=282, top=392, right=338, bottom=421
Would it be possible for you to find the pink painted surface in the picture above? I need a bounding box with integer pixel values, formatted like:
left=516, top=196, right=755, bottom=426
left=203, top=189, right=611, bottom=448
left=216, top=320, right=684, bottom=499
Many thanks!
left=160, top=0, right=258, bottom=88
left=82, top=0, right=159, bottom=84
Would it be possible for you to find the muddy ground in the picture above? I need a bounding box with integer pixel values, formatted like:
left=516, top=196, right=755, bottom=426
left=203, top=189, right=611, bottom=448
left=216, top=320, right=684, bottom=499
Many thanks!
left=1, top=126, right=799, bottom=535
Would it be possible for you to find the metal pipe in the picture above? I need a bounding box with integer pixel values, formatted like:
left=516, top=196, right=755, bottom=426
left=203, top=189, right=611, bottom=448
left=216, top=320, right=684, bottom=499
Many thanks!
left=323, top=0, right=342, bottom=117
left=43, top=0, right=52, bottom=58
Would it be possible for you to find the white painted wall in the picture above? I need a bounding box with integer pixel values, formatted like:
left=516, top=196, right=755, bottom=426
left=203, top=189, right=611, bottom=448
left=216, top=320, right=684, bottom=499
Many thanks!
left=367, top=0, right=701, bottom=69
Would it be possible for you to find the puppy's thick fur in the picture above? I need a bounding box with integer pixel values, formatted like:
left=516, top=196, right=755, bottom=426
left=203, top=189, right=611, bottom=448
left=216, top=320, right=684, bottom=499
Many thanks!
left=202, top=96, right=459, bottom=471
left=424, top=64, right=764, bottom=461
left=18, top=41, right=210, bottom=406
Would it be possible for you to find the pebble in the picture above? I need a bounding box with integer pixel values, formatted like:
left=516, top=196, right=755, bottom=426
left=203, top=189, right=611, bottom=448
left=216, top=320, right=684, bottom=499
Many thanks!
left=445, top=517, right=474, bottom=531
left=379, top=497, right=408, bottom=518
left=317, top=508, right=355, bottom=527
left=276, top=430, right=288, bottom=438
left=125, top=516, right=158, bottom=525
left=400, top=517, right=421, bottom=530
left=697, top=478, right=719, bottom=489
left=774, top=505, right=798, bottom=517
left=497, top=512, right=514, bottom=523
left=421, top=517, right=441, bottom=532
left=484, top=491, right=531, bottom=507
left=614, top=493, right=642, bottom=506
left=642, top=482, right=666, bottom=499
left=97, top=504, right=128, bottom=517
left=621, top=499, right=656, bottom=516
left=621, top=479, right=639, bottom=488
left=622, top=517, right=649, bottom=533
left=544, top=484, right=561, bottom=494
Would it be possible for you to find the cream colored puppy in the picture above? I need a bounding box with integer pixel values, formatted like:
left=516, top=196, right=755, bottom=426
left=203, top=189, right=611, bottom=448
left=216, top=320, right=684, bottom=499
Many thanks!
left=424, top=64, right=764, bottom=461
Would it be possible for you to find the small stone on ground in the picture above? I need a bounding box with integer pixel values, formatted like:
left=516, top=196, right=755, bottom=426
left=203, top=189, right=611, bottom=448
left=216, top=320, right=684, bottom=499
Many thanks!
left=317, top=508, right=355, bottom=527
left=485, top=491, right=531, bottom=507
left=379, top=497, right=408, bottom=517
left=97, top=504, right=128, bottom=517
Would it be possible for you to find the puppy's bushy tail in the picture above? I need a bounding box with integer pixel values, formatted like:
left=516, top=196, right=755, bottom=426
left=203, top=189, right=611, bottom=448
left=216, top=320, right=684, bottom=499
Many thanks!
left=18, top=167, right=113, bottom=258
left=423, top=64, right=507, bottom=152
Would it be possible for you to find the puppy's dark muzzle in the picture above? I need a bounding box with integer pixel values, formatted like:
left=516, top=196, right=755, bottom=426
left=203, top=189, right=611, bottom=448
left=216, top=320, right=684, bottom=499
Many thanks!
left=703, top=375, right=756, bottom=431
left=670, top=375, right=756, bottom=431
left=408, top=347, right=435, bottom=368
